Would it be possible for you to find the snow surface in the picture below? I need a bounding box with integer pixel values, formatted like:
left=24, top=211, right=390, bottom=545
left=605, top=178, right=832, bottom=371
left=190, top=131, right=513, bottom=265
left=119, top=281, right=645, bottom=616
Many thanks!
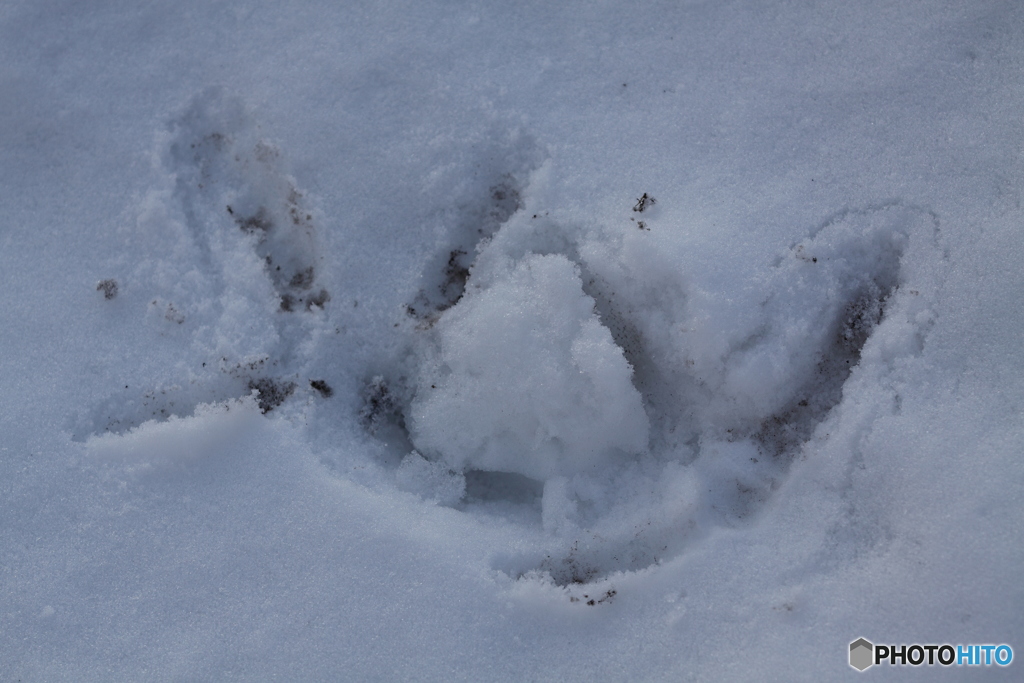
left=2, top=0, right=1023, bottom=680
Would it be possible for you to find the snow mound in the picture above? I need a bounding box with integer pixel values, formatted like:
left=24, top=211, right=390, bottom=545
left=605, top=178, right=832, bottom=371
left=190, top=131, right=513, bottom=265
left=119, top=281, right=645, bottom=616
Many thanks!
left=409, top=252, right=649, bottom=481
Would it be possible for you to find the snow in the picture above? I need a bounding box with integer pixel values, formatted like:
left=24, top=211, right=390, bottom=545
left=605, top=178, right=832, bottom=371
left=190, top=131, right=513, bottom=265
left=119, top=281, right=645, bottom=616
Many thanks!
left=409, top=251, right=649, bottom=481
left=2, top=0, right=1024, bottom=680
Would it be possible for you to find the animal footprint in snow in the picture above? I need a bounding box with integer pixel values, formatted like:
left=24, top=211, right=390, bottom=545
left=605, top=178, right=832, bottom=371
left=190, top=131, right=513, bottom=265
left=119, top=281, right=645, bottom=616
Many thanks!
left=389, top=197, right=941, bottom=586
left=74, top=91, right=337, bottom=440
left=165, top=87, right=329, bottom=312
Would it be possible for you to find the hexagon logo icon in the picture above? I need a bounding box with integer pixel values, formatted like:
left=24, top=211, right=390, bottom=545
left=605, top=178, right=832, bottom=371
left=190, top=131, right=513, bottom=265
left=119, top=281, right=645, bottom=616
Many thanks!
left=850, top=638, right=874, bottom=671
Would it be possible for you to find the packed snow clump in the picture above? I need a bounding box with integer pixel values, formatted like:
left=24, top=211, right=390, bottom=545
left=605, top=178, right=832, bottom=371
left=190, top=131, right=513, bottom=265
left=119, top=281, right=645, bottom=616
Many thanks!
left=409, top=252, right=649, bottom=481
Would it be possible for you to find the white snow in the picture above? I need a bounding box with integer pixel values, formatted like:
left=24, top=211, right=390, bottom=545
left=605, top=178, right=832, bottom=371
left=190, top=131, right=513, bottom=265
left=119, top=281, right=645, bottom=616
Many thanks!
left=2, top=0, right=1023, bottom=680
left=86, top=394, right=265, bottom=473
left=410, top=252, right=649, bottom=481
